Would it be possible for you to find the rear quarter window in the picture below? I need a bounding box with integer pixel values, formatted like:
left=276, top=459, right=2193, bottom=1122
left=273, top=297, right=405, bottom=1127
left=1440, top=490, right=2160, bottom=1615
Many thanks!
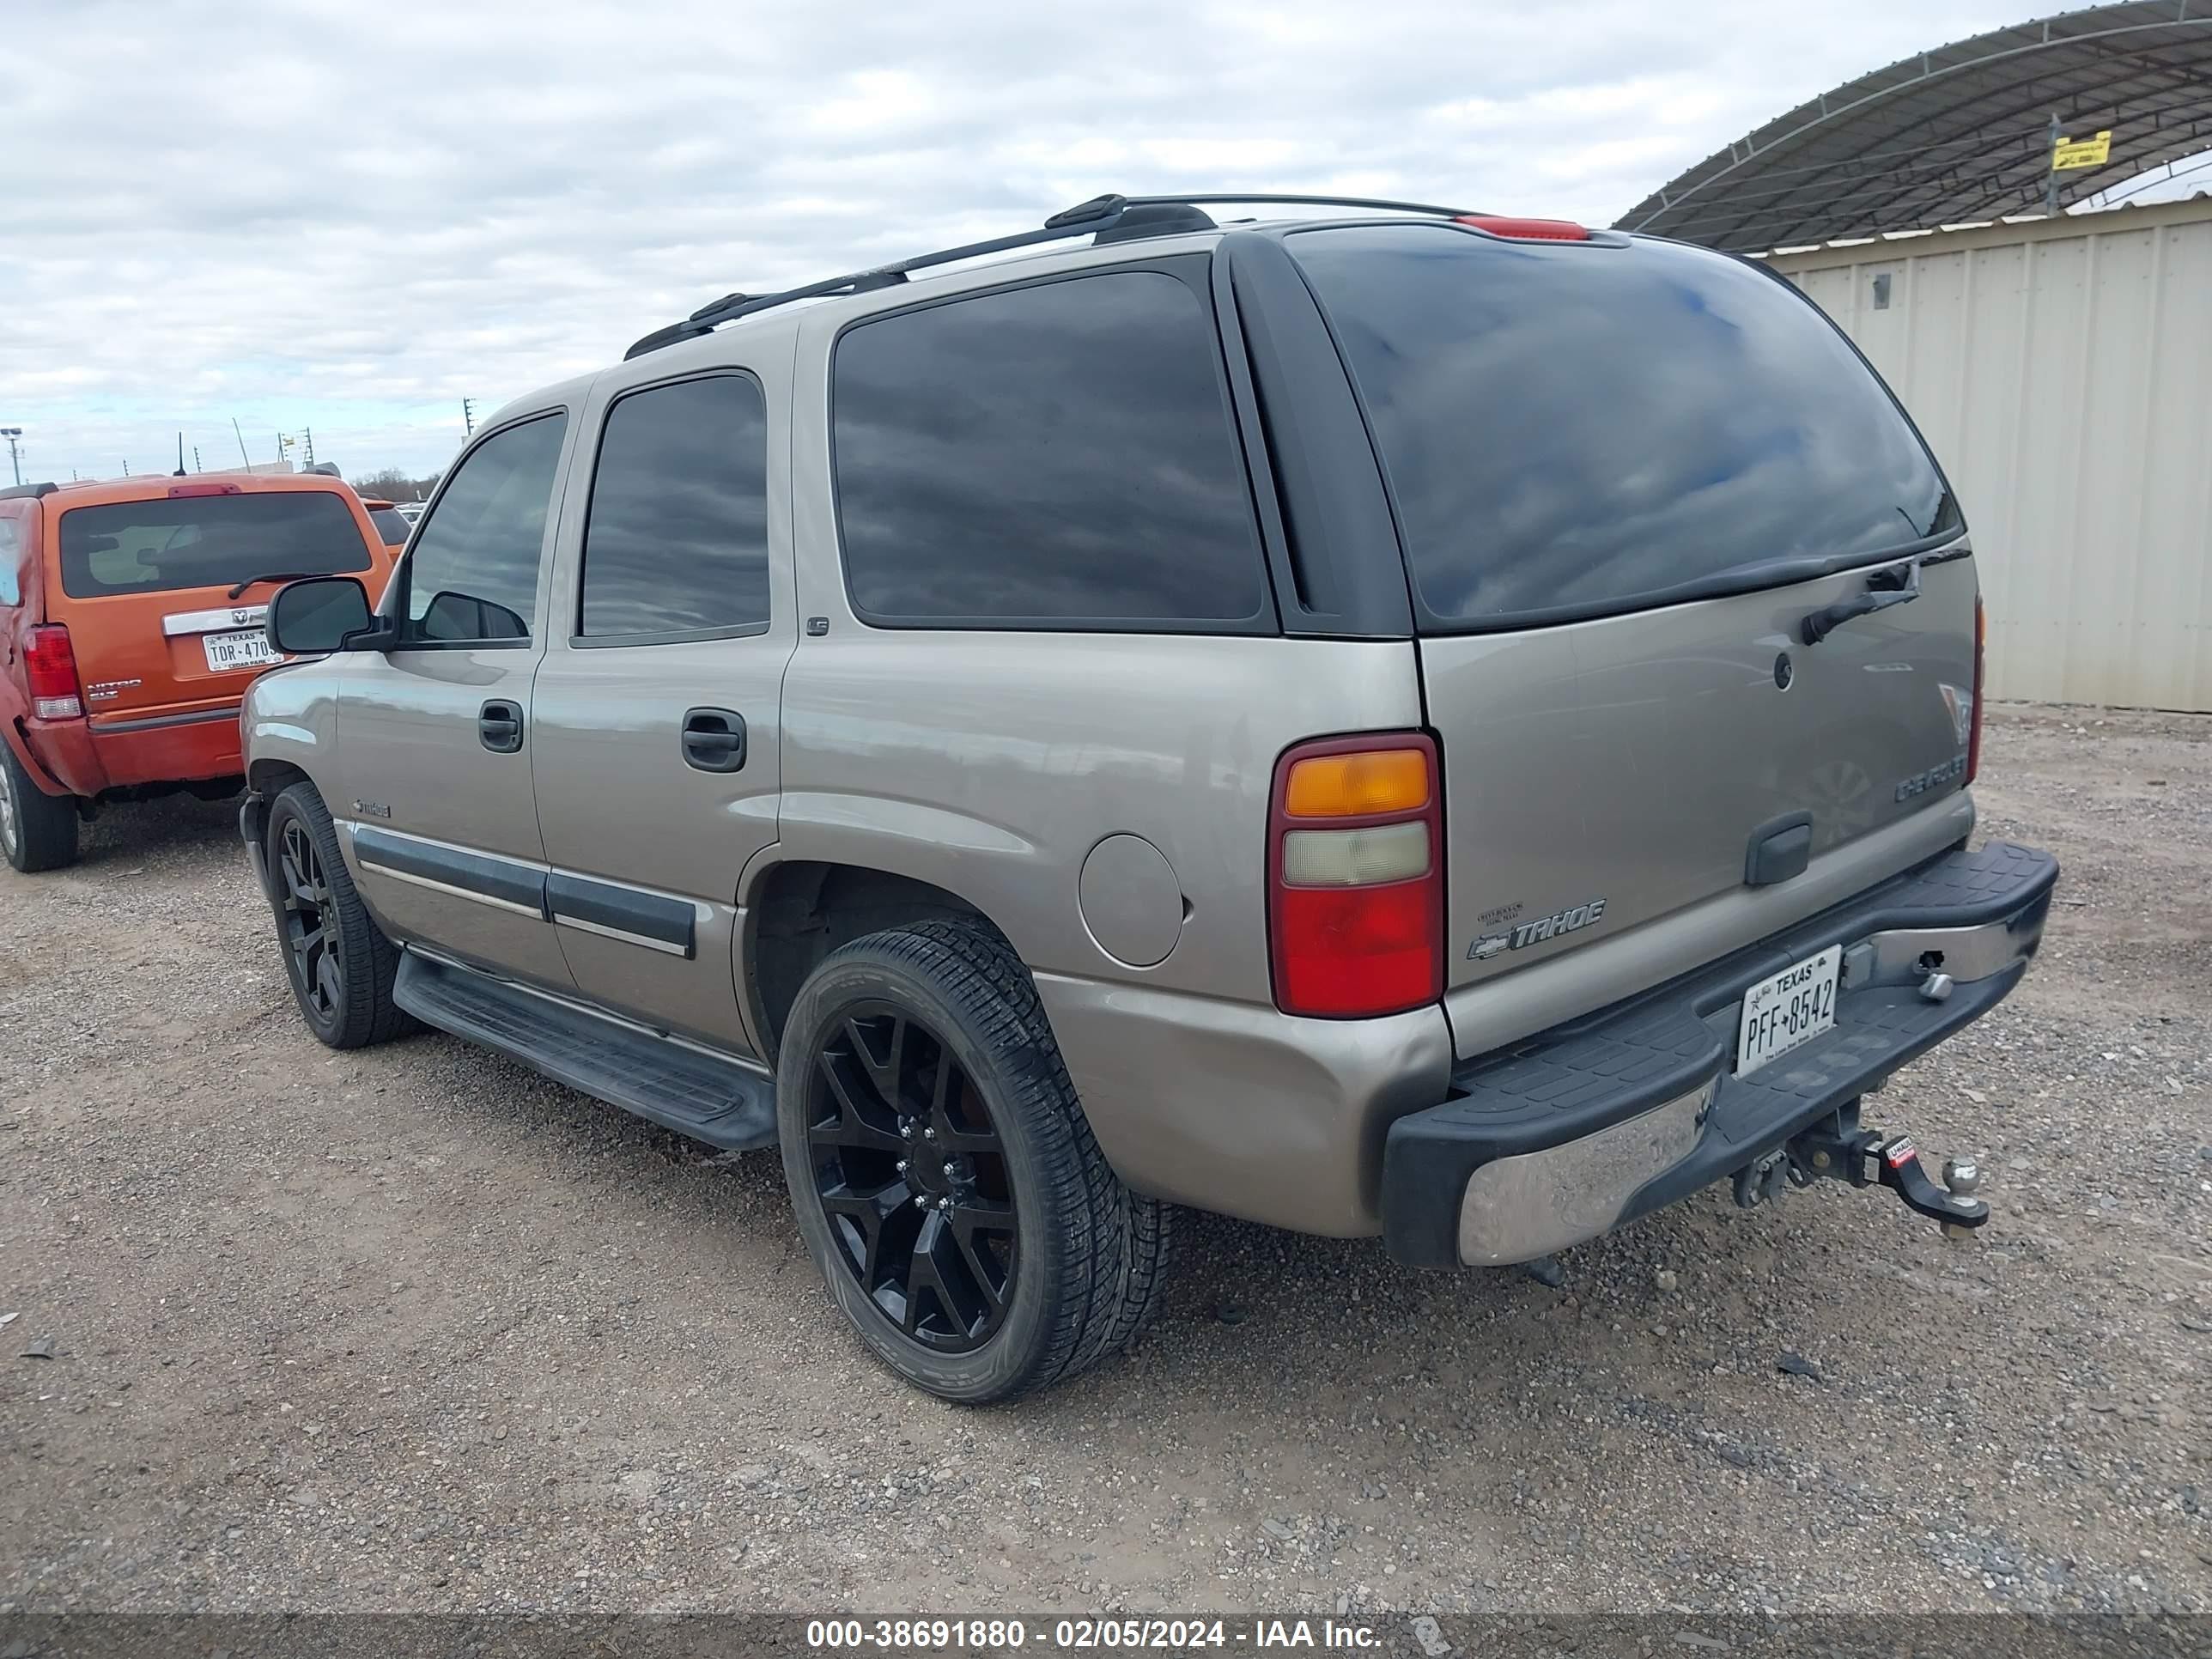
left=368, top=506, right=412, bottom=550
left=830, top=264, right=1269, bottom=630
left=1289, top=225, right=1955, bottom=629
left=0, top=515, right=21, bottom=606
left=56, top=489, right=372, bottom=599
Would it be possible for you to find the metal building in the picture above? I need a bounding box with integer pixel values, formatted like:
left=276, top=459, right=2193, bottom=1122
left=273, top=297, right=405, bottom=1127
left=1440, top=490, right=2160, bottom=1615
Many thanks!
left=1765, top=199, right=2212, bottom=710
left=1617, top=3, right=2212, bottom=253
left=1618, top=3, right=2212, bottom=709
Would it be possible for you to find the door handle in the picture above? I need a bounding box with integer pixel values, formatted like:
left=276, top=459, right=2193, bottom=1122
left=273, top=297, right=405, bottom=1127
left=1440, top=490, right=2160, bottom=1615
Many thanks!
left=479, top=699, right=525, bottom=754
left=680, top=707, right=746, bottom=774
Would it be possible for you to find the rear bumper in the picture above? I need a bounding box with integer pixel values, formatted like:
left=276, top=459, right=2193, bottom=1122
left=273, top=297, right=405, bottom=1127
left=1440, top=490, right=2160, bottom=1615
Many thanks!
left=17, top=703, right=242, bottom=797
left=1381, top=841, right=2059, bottom=1267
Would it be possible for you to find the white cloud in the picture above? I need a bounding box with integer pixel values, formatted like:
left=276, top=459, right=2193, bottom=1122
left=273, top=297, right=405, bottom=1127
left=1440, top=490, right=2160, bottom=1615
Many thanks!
left=0, top=0, right=2086, bottom=482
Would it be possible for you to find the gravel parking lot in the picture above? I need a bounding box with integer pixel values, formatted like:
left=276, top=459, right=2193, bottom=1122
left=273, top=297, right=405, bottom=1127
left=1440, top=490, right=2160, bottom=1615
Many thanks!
left=2, top=705, right=2207, bottom=1618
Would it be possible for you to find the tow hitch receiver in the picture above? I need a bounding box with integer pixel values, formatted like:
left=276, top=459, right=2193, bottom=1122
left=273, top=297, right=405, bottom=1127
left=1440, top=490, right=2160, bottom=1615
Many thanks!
left=1784, top=1103, right=1990, bottom=1238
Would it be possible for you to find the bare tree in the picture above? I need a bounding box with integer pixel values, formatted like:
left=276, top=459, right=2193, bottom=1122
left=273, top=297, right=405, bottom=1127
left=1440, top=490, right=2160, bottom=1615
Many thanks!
left=349, top=466, right=441, bottom=501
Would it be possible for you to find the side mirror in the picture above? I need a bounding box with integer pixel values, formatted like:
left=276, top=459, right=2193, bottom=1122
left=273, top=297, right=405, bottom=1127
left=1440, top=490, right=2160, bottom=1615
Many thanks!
left=267, top=576, right=377, bottom=656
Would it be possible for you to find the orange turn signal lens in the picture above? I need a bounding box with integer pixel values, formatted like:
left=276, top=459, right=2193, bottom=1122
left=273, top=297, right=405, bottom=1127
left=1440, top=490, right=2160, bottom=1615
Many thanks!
left=1283, top=748, right=1431, bottom=818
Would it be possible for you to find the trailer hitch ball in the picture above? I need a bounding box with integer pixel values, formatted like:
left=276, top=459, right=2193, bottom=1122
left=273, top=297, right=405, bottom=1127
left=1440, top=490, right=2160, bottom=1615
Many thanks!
left=1784, top=1109, right=1991, bottom=1237
left=1939, top=1158, right=1983, bottom=1243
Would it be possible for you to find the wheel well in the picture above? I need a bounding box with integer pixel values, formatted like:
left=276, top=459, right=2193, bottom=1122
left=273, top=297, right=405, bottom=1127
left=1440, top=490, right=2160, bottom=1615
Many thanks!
left=249, top=759, right=313, bottom=800
left=749, top=861, right=996, bottom=1061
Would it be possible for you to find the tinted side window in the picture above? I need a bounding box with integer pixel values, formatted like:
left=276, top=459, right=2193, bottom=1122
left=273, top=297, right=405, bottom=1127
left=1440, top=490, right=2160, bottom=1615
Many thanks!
left=368, top=506, right=411, bottom=549
left=832, top=268, right=1267, bottom=627
left=401, top=414, right=568, bottom=644
left=579, top=375, right=769, bottom=638
left=0, top=517, right=21, bottom=606
left=1291, top=225, right=1954, bottom=627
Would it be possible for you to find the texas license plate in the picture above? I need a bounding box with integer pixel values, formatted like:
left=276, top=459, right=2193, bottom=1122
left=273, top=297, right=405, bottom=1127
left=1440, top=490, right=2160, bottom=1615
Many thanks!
left=1736, top=945, right=1842, bottom=1076
left=204, top=628, right=284, bottom=672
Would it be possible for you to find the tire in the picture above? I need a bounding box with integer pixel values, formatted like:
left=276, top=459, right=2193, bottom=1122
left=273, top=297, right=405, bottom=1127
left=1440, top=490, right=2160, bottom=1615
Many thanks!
left=264, top=782, right=414, bottom=1049
left=775, top=918, right=1172, bottom=1403
left=0, top=742, right=79, bottom=873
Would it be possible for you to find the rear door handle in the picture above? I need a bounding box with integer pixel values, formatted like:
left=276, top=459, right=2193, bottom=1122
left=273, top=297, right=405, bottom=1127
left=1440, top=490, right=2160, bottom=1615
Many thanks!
left=479, top=699, right=525, bottom=754
left=680, top=707, right=746, bottom=774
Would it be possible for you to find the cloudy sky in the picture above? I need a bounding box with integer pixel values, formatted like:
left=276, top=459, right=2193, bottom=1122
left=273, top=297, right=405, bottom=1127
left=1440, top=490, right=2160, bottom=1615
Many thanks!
left=0, top=0, right=2187, bottom=484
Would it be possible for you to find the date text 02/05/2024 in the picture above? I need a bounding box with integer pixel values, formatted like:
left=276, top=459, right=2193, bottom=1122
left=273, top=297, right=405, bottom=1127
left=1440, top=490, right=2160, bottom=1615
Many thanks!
left=802, top=1616, right=1384, bottom=1649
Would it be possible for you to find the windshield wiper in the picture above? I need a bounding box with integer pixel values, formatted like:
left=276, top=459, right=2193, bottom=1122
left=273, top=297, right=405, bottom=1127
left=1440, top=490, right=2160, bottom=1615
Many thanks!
left=227, top=571, right=319, bottom=601
left=1800, top=556, right=1923, bottom=646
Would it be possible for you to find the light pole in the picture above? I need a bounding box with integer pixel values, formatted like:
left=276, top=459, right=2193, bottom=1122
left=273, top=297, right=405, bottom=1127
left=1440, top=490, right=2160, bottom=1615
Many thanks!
left=1, top=427, right=21, bottom=487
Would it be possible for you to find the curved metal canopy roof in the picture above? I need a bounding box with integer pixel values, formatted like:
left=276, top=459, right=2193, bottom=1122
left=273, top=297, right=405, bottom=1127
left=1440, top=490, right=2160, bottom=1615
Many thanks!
left=1616, top=2, right=2212, bottom=251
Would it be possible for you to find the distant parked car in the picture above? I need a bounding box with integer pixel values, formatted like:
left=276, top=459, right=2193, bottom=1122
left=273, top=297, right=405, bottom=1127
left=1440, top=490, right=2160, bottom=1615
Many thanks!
left=360, top=498, right=414, bottom=556
left=396, top=501, right=425, bottom=526
left=0, top=471, right=400, bottom=871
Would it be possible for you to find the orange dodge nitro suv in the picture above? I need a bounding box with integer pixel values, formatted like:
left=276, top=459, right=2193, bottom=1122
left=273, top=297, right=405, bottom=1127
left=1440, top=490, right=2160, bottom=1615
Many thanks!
left=0, top=470, right=397, bottom=871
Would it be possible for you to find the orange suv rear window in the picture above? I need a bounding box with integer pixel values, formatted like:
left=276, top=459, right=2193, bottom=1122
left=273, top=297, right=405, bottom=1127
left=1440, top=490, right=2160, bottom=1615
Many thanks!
left=58, top=492, right=372, bottom=599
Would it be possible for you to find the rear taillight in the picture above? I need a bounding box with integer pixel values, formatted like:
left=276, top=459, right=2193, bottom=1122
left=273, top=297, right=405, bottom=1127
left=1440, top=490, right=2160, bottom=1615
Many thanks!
left=1268, top=734, right=1443, bottom=1018
left=1966, top=594, right=1986, bottom=784
left=25, top=624, right=84, bottom=720
left=1455, top=214, right=1591, bottom=240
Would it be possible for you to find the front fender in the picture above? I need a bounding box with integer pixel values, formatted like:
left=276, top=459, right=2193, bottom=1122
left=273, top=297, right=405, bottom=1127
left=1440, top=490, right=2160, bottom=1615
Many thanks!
left=240, top=658, right=342, bottom=799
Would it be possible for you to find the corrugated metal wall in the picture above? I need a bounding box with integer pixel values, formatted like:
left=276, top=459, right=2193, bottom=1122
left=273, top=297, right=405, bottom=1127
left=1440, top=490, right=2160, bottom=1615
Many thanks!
left=1769, top=198, right=2212, bottom=710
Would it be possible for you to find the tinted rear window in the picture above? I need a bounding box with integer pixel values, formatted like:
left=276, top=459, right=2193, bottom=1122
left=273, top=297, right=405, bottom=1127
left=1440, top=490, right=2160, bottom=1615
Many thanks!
left=368, top=506, right=411, bottom=547
left=1291, top=226, right=1954, bottom=628
left=58, top=491, right=372, bottom=599
left=579, top=374, right=770, bottom=639
left=832, top=267, right=1267, bottom=629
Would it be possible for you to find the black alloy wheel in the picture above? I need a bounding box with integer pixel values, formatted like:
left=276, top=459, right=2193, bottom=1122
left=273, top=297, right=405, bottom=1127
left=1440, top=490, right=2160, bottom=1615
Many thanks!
left=805, top=1002, right=1017, bottom=1352
left=263, top=782, right=413, bottom=1050
left=775, top=918, right=1172, bottom=1402
left=277, top=817, right=344, bottom=1023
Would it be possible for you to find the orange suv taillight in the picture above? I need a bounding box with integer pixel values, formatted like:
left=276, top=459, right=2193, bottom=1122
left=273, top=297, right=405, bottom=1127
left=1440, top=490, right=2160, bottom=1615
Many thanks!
left=25, top=624, right=84, bottom=720
left=1268, top=734, right=1443, bottom=1018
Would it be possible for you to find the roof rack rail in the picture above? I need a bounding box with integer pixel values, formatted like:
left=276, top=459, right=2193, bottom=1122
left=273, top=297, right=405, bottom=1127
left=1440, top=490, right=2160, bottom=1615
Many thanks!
left=0, top=482, right=58, bottom=501
left=623, top=191, right=1479, bottom=360
left=1121, top=191, right=1475, bottom=219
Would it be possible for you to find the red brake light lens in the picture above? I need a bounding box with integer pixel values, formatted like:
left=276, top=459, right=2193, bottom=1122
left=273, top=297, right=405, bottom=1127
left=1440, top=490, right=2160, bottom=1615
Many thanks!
left=167, top=482, right=242, bottom=497
left=25, top=624, right=84, bottom=720
left=1966, top=594, right=1986, bottom=785
left=1276, top=878, right=1440, bottom=1016
left=1268, top=734, right=1443, bottom=1018
left=1455, top=214, right=1591, bottom=241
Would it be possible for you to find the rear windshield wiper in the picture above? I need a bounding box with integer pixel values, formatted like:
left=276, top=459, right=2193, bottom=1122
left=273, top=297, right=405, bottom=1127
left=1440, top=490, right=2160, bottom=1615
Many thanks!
left=1800, top=556, right=1922, bottom=646
left=227, top=571, right=319, bottom=601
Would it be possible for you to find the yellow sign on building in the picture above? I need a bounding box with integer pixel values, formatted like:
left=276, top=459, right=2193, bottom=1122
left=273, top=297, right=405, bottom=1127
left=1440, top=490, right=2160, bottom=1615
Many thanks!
left=2052, top=131, right=2112, bottom=170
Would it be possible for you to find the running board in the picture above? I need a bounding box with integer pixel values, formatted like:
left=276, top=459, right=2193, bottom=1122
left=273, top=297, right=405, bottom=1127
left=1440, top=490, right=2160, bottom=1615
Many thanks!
left=392, top=951, right=777, bottom=1152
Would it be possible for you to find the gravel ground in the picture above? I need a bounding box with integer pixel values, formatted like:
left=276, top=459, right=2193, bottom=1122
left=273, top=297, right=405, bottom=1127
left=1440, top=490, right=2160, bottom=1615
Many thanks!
left=2, top=704, right=2207, bottom=1618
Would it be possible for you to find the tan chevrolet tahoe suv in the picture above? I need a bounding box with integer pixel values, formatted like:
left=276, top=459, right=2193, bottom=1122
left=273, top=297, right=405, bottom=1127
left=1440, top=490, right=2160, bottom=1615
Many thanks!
left=238, top=193, right=2058, bottom=1401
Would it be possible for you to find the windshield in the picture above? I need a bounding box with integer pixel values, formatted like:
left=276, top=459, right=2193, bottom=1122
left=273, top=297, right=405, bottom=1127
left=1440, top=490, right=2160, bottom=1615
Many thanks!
left=58, top=491, right=373, bottom=599
left=1289, top=225, right=1957, bottom=629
